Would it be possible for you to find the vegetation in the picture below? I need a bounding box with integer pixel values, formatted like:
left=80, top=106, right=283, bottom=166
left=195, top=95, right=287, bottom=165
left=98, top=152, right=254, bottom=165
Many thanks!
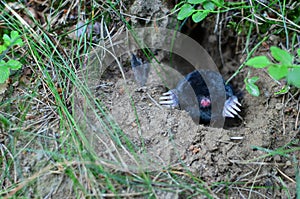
left=0, top=30, right=23, bottom=83
left=0, top=0, right=299, bottom=198
left=245, top=46, right=300, bottom=96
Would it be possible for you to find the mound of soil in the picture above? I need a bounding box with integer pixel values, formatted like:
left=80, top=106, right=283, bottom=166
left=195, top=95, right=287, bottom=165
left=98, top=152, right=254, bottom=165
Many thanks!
left=74, top=53, right=298, bottom=197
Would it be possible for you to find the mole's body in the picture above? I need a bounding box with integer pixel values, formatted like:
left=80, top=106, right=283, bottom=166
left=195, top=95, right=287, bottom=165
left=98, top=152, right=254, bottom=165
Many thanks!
left=160, top=70, right=241, bottom=124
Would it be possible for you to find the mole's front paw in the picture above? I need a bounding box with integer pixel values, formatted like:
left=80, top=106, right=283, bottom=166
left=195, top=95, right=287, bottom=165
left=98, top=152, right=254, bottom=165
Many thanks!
left=159, top=90, right=179, bottom=108
left=223, top=96, right=241, bottom=118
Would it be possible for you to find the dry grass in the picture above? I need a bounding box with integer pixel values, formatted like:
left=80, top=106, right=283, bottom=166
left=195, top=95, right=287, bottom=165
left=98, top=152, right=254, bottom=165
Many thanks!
left=0, top=0, right=299, bottom=198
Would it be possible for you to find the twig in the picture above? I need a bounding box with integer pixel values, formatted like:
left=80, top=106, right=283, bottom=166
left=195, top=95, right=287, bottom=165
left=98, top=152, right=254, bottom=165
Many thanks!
left=147, top=92, right=163, bottom=110
left=295, top=96, right=300, bottom=130
left=276, top=167, right=296, bottom=183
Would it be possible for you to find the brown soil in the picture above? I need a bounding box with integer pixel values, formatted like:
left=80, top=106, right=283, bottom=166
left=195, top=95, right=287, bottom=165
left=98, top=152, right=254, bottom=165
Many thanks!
left=73, top=50, right=299, bottom=197
left=70, top=0, right=299, bottom=195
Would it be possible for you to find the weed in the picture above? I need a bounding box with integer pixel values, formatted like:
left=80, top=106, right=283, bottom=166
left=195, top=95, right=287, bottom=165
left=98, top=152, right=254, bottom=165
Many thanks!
left=176, top=0, right=248, bottom=23
left=245, top=46, right=300, bottom=96
left=0, top=30, right=23, bottom=83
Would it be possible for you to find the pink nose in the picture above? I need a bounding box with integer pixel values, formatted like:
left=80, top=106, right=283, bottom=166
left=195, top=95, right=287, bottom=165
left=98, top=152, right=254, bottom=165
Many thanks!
left=200, top=98, right=211, bottom=107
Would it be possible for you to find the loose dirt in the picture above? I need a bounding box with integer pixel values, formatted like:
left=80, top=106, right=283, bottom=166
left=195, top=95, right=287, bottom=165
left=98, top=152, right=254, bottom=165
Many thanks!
left=74, top=50, right=298, bottom=197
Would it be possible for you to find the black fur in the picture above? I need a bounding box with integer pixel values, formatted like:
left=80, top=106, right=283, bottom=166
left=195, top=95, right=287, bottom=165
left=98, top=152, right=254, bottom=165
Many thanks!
left=174, top=70, right=235, bottom=124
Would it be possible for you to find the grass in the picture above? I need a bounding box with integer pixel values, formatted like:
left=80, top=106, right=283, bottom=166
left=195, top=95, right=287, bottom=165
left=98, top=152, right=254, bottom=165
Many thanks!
left=0, top=1, right=214, bottom=198
left=0, top=0, right=299, bottom=198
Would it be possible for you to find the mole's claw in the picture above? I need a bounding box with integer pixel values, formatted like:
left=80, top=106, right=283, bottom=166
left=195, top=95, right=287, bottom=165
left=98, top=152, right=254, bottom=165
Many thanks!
left=159, top=90, right=179, bottom=108
left=159, top=96, right=173, bottom=100
left=227, top=106, right=239, bottom=116
left=160, top=100, right=175, bottom=105
left=159, top=98, right=177, bottom=106
left=231, top=103, right=241, bottom=112
left=162, top=91, right=173, bottom=96
left=223, top=96, right=241, bottom=118
left=232, top=96, right=241, bottom=106
left=223, top=109, right=235, bottom=118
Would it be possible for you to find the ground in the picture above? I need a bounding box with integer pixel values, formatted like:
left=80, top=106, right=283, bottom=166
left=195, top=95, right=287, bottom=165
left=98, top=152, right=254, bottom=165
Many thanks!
left=1, top=0, right=299, bottom=198
left=73, top=47, right=298, bottom=197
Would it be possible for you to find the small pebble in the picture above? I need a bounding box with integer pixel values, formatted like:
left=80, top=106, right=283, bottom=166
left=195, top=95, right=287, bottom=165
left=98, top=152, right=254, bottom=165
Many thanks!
left=192, top=147, right=200, bottom=154
left=189, top=145, right=195, bottom=151
left=12, top=81, right=19, bottom=87
left=273, top=155, right=281, bottom=162
left=181, top=154, right=186, bottom=160
left=275, top=103, right=284, bottom=110
left=131, top=122, right=137, bottom=127
left=285, top=160, right=292, bottom=166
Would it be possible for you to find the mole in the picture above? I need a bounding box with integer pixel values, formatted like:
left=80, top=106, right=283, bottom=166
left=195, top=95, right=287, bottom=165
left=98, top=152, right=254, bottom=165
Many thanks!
left=159, top=70, right=241, bottom=124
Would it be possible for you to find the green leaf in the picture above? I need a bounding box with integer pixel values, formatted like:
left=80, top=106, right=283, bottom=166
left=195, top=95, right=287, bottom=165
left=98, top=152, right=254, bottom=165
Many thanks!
left=6, top=60, right=22, bottom=70
left=274, top=85, right=290, bottom=95
left=211, top=0, right=224, bottom=7
left=203, top=1, right=215, bottom=10
left=287, top=68, right=300, bottom=88
left=10, top=31, right=23, bottom=46
left=188, top=0, right=206, bottom=4
left=10, top=31, right=19, bottom=39
left=0, top=65, right=10, bottom=84
left=0, top=113, right=11, bottom=127
left=248, top=76, right=259, bottom=84
left=267, top=64, right=288, bottom=80
left=245, top=76, right=260, bottom=96
left=297, top=48, right=300, bottom=58
left=178, top=4, right=195, bottom=20
left=0, top=60, right=6, bottom=67
left=2, top=31, right=23, bottom=47
left=245, top=56, right=271, bottom=68
left=192, top=11, right=209, bottom=23
left=3, top=34, right=11, bottom=47
left=290, top=65, right=300, bottom=69
left=246, top=82, right=260, bottom=96
left=0, top=45, right=6, bottom=54
left=270, top=46, right=293, bottom=65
